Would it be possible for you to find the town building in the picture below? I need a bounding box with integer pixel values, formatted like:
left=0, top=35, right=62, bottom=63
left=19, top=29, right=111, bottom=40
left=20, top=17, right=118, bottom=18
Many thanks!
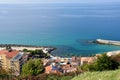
left=0, top=49, right=28, bottom=76
left=45, top=63, right=62, bottom=74
left=80, top=57, right=95, bottom=65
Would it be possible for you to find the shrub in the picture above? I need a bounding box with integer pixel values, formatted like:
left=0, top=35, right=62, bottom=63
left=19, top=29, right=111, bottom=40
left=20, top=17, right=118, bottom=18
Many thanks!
left=81, top=54, right=119, bottom=71
left=96, top=54, right=119, bottom=71
left=21, top=59, right=44, bottom=77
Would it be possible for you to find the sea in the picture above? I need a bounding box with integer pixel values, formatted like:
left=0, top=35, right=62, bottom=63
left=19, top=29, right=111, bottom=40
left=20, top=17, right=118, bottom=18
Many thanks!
left=0, top=3, right=120, bottom=57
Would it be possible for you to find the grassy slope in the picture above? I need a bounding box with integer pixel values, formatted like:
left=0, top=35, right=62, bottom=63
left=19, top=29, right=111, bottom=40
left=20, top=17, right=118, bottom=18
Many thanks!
left=72, top=69, right=120, bottom=80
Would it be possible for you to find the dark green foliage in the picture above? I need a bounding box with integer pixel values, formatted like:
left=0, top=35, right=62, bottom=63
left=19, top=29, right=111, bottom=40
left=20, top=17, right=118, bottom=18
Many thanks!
left=80, top=64, right=89, bottom=71
left=96, top=54, right=119, bottom=71
left=23, top=49, right=50, bottom=58
left=36, top=73, right=76, bottom=80
left=23, top=49, right=28, bottom=52
left=47, top=74, right=60, bottom=80
left=47, top=75, right=72, bottom=80
left=87, top=62, right=98, bottom=71
left=60, top=76, right=73, bottom=80
left=21, top=59, right=44, bottom=77
left=37, top=73, right=49, bottom=80
left=80, top=63, right=97, bottom=71
left=81, top=54, right=119, bottom=71
left=110, top=53, right=120, bottom=64
left=46, top=74, right=72, bottom=80
left=37, top=73, right=60, bottom=80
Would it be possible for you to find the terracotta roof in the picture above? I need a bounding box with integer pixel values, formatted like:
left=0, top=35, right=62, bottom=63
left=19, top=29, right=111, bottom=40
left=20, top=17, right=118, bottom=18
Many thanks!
left=45, top=66, right=52, bottom=72
left=0, top=49, right=19, bottom=58
left=45, top=65, right=61, bottom=74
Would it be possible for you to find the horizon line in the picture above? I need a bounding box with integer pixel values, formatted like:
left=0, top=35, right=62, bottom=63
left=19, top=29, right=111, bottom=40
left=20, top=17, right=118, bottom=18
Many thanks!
left=0, top=2, right=119, bottom=4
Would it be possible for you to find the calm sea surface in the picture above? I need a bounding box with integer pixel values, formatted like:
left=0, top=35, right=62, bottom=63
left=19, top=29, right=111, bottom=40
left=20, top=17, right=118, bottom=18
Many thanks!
left=0, top=3, right=120, bottom=57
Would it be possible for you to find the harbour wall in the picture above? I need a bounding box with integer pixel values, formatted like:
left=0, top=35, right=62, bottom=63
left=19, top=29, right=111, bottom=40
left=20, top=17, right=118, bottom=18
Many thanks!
left=95, top=39, right=120, bottom=46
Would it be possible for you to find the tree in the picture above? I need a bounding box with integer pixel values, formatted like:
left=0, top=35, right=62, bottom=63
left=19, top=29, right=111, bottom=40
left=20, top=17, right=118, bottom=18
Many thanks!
left=21, top=59, right=44, bottom=77
left=96, top=54, right=119, bottom=71
left=110, top=53, right=120, bottom=64
left=80, top=53, right=119, bottom=71
left=23, top=49, right=28, bottom=52
left=22, top=49, right=50, bottom=58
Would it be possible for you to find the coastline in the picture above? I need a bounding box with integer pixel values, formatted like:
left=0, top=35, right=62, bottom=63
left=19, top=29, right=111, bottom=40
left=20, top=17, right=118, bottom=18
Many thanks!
left=0, top=42, right=120, bottom=57
left=0, top=44, right=56, bottom=54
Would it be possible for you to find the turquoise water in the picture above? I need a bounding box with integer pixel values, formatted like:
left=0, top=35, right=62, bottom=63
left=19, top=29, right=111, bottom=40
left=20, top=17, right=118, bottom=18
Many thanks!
left=0, top=3, right=120, bottom=56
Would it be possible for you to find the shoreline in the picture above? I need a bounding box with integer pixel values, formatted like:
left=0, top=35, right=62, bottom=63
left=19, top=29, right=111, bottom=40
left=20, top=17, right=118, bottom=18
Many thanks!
left=0, top=43, right=119, bottom=57
left=0, top=44, right=55, bottom=48
left=0, top=44, right=56, bottom=53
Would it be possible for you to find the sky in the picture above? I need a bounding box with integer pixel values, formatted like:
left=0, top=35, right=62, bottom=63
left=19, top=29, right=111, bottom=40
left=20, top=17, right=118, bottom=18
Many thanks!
left=0, top=0, right=120, bottom=3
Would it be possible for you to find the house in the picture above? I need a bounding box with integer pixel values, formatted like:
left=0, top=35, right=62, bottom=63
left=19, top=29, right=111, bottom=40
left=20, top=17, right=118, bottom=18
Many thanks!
left=62, top=63, right=77, bottom=73
left=80, top=57, right=95, bottom=65
left=45, top=63, right=62, bottom=74
left=42, top=59, right=51, bottom=66
left=71, top=56, right=81, bottom=66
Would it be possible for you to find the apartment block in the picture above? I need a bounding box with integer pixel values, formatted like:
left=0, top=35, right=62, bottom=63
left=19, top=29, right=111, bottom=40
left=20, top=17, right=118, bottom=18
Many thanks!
left=0, top=49, right=28, bottom=76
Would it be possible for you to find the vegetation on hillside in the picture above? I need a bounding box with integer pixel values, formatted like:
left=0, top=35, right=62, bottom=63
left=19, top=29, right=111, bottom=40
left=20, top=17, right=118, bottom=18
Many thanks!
left=21, top=59, right=44, bottom=77
left=81, top=54, right=119, bottom=71
left=19, top=72, right=80, bottom=80
left=23, top=49, right=50, bottom=58
left=72, top=69, right=120, bottom=80
left=1, top=52, right=120, bottom=80
left=17, top=53, right=120, bottom=80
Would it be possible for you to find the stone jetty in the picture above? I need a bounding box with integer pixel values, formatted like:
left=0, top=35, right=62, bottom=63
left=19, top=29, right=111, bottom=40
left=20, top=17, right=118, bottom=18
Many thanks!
left=95, top=39, right=120, bottom=46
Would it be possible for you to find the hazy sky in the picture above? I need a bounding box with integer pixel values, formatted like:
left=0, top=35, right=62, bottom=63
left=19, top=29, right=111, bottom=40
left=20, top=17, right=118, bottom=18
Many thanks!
left=0, top=0, right=120, bottom=3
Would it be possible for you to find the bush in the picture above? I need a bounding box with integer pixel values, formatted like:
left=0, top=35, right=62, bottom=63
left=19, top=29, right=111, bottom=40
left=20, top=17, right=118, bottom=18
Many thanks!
left=96, top=54, right=119, bottom=71
left=23, top=49, right=50, bottom=58
left=21, top=59, right=44, bottom=77
left=60, top=76, right=72, bottom=80
left=37, top=73, right=49, bottom=80
left=80, top=64, right=89, bottom=71
left=88, top=62, right=98, bottom=71
left=37, top=73, right=74, bottom=80
left=110, top=53, right=120, bottom=64
left=81, top=54, right=119, bottom=71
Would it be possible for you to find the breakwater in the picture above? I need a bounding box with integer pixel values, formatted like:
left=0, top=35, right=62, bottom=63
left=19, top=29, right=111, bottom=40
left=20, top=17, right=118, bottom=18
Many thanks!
left=95, top=39, right=120, bottom=46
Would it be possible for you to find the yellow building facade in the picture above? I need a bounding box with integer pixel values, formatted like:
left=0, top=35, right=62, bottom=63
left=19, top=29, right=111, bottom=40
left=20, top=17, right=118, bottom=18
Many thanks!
left=0, top=49, right=27, bottom=76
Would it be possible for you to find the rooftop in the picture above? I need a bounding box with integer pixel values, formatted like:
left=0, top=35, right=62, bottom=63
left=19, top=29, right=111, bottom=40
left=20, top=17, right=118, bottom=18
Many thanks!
left=81, top=57, right=95, bottom=63
left=12, top=52, right=24, bottom=61
left=0, top=49, right=19, bottom=58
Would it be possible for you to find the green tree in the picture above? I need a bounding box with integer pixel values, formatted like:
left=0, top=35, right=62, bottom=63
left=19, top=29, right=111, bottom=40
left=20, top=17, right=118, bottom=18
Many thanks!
left=21, top=59, right=44, bottom=77
left=110, top=53, right=120, bottom=64
left=22, top=49, right=50, bottom=58
left=96, top=54, right=119, bottom=71
left=23, top=49, right=28, bottom=52
left=80, top=53, right=119, bottom=71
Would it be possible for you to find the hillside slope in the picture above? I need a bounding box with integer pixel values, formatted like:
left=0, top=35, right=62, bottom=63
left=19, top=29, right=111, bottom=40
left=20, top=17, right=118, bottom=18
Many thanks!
left=72, top=69, right=120, bottom=80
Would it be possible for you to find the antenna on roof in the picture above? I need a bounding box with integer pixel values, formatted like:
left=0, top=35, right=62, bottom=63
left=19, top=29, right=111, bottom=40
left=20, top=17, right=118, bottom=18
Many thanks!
left=6, top=45, right=12, bottom=52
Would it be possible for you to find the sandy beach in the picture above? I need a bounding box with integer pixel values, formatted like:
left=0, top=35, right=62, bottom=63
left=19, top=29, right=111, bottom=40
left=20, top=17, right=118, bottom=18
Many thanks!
left=0, top=44, right=55, bottom=53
